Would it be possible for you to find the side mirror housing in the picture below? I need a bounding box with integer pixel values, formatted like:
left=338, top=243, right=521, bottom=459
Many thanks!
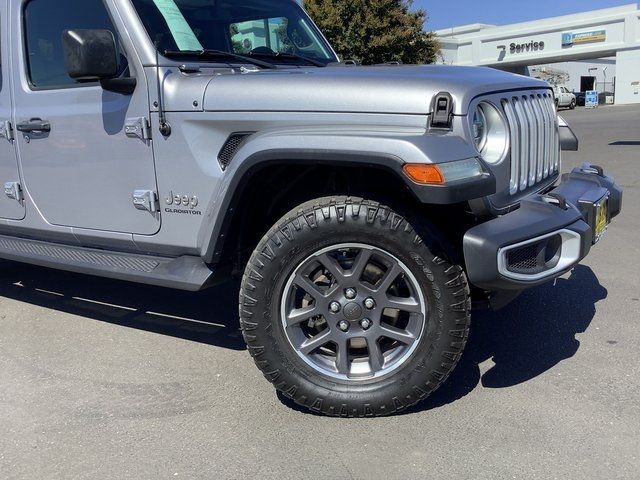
left=62, top=29, right=119, bottom=81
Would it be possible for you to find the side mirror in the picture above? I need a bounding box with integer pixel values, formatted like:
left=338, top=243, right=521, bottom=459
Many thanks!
left=62, top=29, right=118, bottom=81
left=62, top=29, right=136, bottom=95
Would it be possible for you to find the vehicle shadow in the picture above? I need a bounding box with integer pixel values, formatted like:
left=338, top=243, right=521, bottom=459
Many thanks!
left=277, top=265, right=607, bottom=416
left=0, top=261, right=245, bottom=350
left=0, top=261, right=607, bottom=416
left=412, top=264, right=607, bottom=413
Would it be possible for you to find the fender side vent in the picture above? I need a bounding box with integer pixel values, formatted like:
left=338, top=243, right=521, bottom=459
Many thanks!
left=218, top=133, right=252, bottom=170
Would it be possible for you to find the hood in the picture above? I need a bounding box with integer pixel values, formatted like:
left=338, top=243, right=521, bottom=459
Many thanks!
left=196, top=65, right=548, bottom=116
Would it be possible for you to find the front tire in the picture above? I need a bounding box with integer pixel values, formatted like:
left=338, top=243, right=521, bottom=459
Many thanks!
left=239, top=197, right=471, bottom=417
left=570, top=99, right=576, bottom=110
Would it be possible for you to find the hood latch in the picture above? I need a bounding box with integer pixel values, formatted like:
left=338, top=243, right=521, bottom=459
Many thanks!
left=430, top=92, right=454, bottom=129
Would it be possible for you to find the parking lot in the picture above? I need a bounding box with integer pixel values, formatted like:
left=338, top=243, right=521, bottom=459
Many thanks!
left=1, top=105, right=639, bottom=479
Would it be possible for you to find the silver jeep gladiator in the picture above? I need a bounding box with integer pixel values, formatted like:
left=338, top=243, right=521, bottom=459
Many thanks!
left=0, top=0, right=622, bottom=417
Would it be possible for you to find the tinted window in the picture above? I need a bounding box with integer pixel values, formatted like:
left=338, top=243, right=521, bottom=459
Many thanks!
left=231, top=17, right=291, bottom=54
left=23, top=0, right=117, bottom=88
left=131, top=0, right=336, bottom=65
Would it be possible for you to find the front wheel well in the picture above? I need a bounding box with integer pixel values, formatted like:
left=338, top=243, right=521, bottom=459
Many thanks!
left=216, top=162, right=476, bottom=273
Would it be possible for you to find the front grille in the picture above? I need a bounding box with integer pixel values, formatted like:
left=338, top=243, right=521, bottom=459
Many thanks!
left=501, top=93, right=560, bottom=195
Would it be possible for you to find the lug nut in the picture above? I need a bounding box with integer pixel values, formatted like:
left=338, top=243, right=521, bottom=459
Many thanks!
left=360, top=318, right=372, bottom=330
left=329, top=301, right=341, bottom=313
left=338, top=320, right=350, bottom=332
left=364, top=298, right=376, bottom=310
left=345, top=288, right=357, bottom=300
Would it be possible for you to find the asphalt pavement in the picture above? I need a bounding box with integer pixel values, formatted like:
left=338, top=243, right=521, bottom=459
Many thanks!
left=1, top=105, right=639, bottom=479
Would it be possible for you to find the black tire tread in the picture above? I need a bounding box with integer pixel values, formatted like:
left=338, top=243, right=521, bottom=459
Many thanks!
left=239, top=196, right=471, bottom=417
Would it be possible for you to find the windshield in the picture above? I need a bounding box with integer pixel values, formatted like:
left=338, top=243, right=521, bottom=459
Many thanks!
left=130, top=0, right=337, bottom=66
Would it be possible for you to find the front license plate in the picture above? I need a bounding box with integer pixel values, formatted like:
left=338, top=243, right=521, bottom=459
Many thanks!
left=593, top=197, right=610, bottom=244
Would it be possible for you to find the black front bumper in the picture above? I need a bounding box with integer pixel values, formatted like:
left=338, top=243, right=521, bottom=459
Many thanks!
left=463, top=164, right=622, bottom=291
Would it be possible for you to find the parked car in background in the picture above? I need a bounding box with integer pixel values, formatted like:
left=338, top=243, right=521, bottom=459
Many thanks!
left=574, top=91, right=586, bottom=106
left=552, top=85, right=577, bottom=109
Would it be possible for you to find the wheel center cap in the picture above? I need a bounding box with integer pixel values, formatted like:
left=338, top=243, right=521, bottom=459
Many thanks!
left=343, top=302, right=363, bottom=321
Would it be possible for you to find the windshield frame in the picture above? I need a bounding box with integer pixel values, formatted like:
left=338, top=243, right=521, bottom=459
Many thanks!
left=128, top=0, right=339, bottom=67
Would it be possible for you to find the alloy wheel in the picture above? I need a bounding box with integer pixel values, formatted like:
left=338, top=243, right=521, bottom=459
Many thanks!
left=280, top=243, right=427, bottom=381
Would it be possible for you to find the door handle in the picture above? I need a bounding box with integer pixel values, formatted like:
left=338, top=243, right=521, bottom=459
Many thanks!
left=16, top=118, right=51, bottom=134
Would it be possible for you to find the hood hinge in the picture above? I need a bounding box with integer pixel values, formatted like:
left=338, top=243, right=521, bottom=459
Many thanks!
left=125, top=117, right=152, bottom=141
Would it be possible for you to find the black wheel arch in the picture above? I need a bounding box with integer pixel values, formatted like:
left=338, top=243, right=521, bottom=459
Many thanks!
left=203, top=149, right=495, bottom=266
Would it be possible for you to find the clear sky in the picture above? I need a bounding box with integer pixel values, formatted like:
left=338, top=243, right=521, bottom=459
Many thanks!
left=419, top=0, right=637, bottom=31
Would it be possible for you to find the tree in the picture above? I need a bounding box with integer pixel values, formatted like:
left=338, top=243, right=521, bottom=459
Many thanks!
left=304, top=0, right=440, bottom=65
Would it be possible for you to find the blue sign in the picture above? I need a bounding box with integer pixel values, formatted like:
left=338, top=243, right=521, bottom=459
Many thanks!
left=561, top=33, right=574, bottom=47
left=562, top=30, right=607, bottom=47
left=585, top=90, right=599, bottom=108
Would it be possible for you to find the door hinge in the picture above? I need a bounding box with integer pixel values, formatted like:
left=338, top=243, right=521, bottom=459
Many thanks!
left=125, top=117, right=151, bottom=141
left=133, top=190, right=159, bottom=213
left=4, top=182, right=23, bottom=203
left=0, top=120, right=14, bottom=142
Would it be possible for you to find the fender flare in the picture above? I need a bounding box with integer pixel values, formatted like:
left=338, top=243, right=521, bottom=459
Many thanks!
left=201, top=148, right=495, bottom=264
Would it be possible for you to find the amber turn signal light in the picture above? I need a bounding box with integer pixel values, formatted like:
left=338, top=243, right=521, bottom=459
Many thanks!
left=402, top=164, right=445, bottom=185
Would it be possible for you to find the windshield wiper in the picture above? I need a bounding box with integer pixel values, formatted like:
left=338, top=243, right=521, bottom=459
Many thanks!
left=163, top=49, right=277, bottom=69
left=249, top=51, right=327, bottom=67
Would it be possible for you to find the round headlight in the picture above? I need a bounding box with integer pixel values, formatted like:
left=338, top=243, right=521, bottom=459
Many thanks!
left=472, top=107, right=488, bottom=152
left=470, top=102, right=508, bottom=164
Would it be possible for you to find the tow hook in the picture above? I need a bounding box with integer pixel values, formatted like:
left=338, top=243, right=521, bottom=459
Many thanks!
left=581, top=163, right=606, bottom=177
left=544, top=192, right=568, bottom=210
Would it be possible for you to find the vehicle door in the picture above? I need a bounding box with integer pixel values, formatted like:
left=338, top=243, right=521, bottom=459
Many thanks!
left=10, top=0, right=160, bottom=234
left=0, top=2, right=24, bottom=220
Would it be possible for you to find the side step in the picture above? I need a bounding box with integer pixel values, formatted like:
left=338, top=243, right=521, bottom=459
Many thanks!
left=0, top=234, right=213, bottom=291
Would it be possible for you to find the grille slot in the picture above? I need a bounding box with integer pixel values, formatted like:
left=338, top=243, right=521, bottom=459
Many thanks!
left=218, top=133, right=252, bottom=170
left=502, top=93, right=560, bottom=195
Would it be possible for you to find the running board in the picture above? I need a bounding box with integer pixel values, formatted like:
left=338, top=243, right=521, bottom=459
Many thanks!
left=0, top=234, right=213, bottom=291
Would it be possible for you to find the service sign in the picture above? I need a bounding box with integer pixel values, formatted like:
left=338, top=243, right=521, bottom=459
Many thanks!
left=562, top=30, right=607, bottom=47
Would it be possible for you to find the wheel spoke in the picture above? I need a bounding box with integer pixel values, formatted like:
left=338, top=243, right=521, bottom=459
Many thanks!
left=285, top=305, right=319, bottom=327
left=294, top=273, right=326, bottom=299
left=367, top=338, right=385, bottom=372
left=334, top=337, right=350, bottom=374
left=317, top=253, right=347, bottom=283
left=299, top=330, right=333, bottom=355
left=376, top=263, right=403, bottom=293
left=385, top=295, right=422, bottom=314
left=379, top=325, right=415, bottom=345
left=348, top=248, right=372, bottom=279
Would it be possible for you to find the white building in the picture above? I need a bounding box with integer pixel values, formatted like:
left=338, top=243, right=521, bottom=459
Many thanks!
left=437, top=4, right=640, bottom=104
